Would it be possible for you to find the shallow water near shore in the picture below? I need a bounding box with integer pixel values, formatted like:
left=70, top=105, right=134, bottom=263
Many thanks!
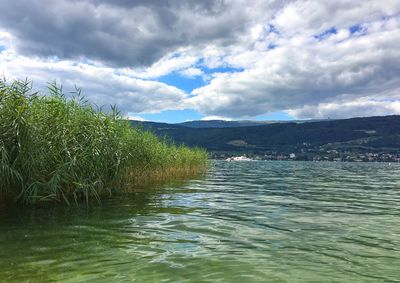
left=1, top=161, right=400, bottom=282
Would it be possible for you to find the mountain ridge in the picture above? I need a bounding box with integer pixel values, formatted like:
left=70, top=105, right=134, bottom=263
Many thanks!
left=130, top=115, right=400, bottom=160
left=131, top=118, right=337, bottom=129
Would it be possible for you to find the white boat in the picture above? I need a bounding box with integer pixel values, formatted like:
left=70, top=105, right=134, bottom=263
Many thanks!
left=226, top=156, right=253, bottom=161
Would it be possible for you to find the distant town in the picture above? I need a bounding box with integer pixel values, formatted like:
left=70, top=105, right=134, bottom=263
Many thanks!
left=213, top=150, right=400, bottom=162
left=132, top=115, right=400, bottom=163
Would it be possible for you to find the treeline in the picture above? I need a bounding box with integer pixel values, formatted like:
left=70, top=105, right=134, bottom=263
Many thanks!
left=132, top=116, right=400, bottom=154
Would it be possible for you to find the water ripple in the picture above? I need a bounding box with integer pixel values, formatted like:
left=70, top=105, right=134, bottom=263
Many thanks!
left=1, top=161, right=400, bottom=282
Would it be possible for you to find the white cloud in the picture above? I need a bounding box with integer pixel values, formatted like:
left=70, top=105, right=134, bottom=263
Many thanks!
left=201, top=115, right=232, bottom=121
left=188, top=12, right=400, bottom=118
left=288, top=97, right=400, bottom=119
left=180, top=67, right=203, bottom=78
left=0, top=30, right=13, bottom=44
left=130, top=52, right=199, bottom=79
left=126, top=114, right=146, bottom=121
left=272, top=1, right=400, bottom=36
left=0, top=48, right=188, bottom=114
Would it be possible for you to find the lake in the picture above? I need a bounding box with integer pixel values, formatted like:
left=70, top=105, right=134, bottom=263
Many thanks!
left=1, top=161, right=400, bottom=282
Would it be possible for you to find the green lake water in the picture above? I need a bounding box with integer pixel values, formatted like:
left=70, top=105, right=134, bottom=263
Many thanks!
left=1, top=161, right=400, bottom=282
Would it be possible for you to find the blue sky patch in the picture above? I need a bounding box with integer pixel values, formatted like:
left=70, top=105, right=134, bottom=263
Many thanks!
left=314, top=27, right=337, bottom=40
left=0, top=45, right=5, bottom=52
left=349, top=24, right=367, bottom=36
left=268, top=24, right=280, bottom=34
left=157, top=65, right=244, bottom=95
left=268, top=43, right=278, bottom=50
left=158, top=72, right=205, bottom=93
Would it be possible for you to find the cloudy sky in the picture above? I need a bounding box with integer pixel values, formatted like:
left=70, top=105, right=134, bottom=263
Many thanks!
left=0, top=0, right=399, bottom=122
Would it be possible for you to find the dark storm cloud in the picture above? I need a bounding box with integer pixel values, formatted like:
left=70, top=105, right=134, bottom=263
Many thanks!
left=0, top=0, right=248, bottom=67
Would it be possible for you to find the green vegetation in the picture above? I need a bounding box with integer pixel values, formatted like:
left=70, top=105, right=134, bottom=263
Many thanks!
left=133, top=115, right=400, bottom=156
left=0, top=79, right=207, bottom=205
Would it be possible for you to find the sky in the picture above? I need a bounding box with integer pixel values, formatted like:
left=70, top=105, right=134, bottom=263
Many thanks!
left=0, top=0, right=400, bottom=123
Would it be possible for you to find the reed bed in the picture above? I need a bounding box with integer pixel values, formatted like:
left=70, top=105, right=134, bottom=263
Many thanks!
left=0, top=79, right=207, bottom=205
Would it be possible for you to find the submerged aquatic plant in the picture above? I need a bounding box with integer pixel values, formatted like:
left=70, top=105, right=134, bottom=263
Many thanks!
left=0, top=79, right=207, bottom=205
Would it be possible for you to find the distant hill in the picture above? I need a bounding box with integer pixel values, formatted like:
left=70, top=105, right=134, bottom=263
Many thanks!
left=130, top=118, right=334, bottom=130
left=177, top=119, right=331, bottom=128
left=177, top=120, right=278, bottom=128
left=132, top=121, right=185, bottom=130
left=130, top=116, right=400, bottom=158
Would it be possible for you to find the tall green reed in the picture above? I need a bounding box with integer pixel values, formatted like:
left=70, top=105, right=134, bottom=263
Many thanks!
left=0, top=79, right=207, bottom=205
